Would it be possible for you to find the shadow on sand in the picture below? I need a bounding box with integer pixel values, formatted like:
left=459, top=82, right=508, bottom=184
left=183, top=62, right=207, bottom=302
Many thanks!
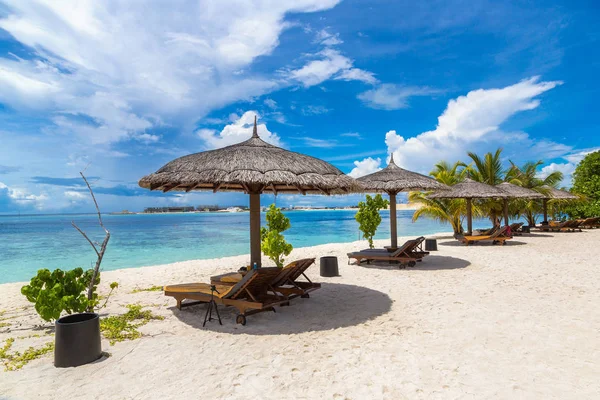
left=439, top=239, right=527, bottom=247
left=354, top=255, right=470, bottom=271
left=171, top=283, right=392, bottom=335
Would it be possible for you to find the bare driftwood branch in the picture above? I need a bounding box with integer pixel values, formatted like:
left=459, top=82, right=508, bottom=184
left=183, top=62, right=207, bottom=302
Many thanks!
left=70, top=170, right=110, bottom=312
left=71, top=221, right=100, bottom=257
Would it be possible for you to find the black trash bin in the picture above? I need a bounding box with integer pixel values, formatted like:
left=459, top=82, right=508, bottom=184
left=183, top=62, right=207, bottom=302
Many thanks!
left=320, top=256, right=339, bottom=277
left=521, top=226, right=530, bottom=233
left=425, top=238, right=438, bottom=251
left=55, top=313, right=102, bottom=368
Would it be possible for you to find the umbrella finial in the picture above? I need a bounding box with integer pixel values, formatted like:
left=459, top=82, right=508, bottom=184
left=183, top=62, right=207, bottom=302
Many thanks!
left=252, top=115, right=259, bottom=138
left=389, top=152, right=396, bottom=166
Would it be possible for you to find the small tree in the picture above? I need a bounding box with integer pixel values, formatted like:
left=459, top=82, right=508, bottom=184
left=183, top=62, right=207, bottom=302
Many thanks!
left=21, top=171, right=117, bottom=321
left=566, top=151, right=600, bottom=218
left=355, top=194, right=389, bottom=248
left=260, top=204, right=293, bottom=267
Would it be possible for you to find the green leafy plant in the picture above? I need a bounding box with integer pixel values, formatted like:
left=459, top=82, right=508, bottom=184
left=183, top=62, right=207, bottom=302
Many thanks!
left=100, top=304, right=164, bottom=345
left=131, top=285, right=163, bottom=293
left=410, top=161, right=470, bottom=235
left=21, top=269, right=118, bottom=322
left=355, top=194, right=389, bottom=248
left=260, top=204, right=293, bottom=267
left=565, top=151, right=600, bottom=218
left=0, top=337, right=54, bottom=371
left=21, top=268, right=96, bottom=322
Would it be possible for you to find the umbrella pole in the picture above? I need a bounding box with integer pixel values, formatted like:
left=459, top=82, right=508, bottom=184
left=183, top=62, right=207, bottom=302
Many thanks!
left=466, top=198, right=473, bottom=235
left=503, top=199, right=509, bottom=226
left=389, top=191, right=397, bottom=249
left=542, top=198, right=548, bottom=223
left=249, top=191, right=261, bottom=267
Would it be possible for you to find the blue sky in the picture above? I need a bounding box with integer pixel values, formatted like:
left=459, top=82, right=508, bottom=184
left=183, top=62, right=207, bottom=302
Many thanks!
left=0, top=0, right=599, bottom=213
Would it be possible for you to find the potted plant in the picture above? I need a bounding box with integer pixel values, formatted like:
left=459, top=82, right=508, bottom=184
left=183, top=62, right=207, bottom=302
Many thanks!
left=21, top=171, right=115, bottom=368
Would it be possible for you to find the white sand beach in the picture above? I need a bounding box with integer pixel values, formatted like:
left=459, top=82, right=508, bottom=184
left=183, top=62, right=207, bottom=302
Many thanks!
left=1, top=230, right=599, bottom=399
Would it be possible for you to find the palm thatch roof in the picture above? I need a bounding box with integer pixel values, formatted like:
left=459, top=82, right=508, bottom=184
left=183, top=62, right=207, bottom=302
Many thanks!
left=139, top=117, right=359, bottom=195
left=357, top=154, right=448, bottom=193
left=539, top=185, right=578, bottom=200
left=428, top=178, right=509, bottom=199
left=496, top=182, right=544, bottom=199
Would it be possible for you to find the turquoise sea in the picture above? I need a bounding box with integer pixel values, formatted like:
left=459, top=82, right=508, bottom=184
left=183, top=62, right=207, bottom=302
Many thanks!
left=0, top=210, right=494, bottom=284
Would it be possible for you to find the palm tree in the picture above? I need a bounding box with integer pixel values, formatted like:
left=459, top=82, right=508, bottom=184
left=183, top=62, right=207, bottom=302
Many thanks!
left=466, top=148, right=506, bottom=223
left=409, top=161, right=471, bottom=235
left=505, top=160, right=564, bottom=225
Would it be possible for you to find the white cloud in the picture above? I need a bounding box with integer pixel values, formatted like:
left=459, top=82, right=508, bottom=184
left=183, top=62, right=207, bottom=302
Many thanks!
left=0, top=0, right=341, bottom=148
left=348, top=157, right=382, bottom=178
left=539, top=162, right=576, bottom=180
left=340, top=132, right=361, bottom=138
left=197, top=111, right=281, bottom=149
left=64, top=190, right=87, bottom=200
left=357, top=84, right=439, bottom=110
left=314, top=29, right=343, bottom=46
left=351, top=77, right=563, bottom=175
left=264, top=98, right=278, bottom=109
left=538, top=148, right=600, bottom=186
left=300, top=105, right=331, bottom=115
left=0, top=181, right=49, bottom=210
left=289, top=48, right=376, bottom=87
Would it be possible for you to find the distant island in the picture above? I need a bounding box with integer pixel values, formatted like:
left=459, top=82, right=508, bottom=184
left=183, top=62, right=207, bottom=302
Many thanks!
left=109, top=203, right=423, bottom=215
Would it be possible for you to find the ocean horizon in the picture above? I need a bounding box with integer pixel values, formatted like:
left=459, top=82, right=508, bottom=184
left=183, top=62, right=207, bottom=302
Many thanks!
left=0, top=209, right=498, bottom=284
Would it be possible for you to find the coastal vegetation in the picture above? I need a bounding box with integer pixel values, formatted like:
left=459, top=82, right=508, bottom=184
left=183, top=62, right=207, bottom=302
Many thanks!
left=410, top=161, right=470, bottom=235
left=131, top=285, right=163, bottom=293
left=565, top=151, right=600, bottom=218
left=355, top=194, right=389, bottom=248
left=100, top=304, right=164, bottom=345
left=21, top=269, right=118, bottom=322
left=410, top=148, right=570, bottom=231
left=261, top=204, right=293, bottom=267
left=1, top=337, right=54, bottom=371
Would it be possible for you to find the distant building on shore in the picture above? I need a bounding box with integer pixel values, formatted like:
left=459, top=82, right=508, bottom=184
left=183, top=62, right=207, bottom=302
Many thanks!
left=143, top=206, right=195, bottom=213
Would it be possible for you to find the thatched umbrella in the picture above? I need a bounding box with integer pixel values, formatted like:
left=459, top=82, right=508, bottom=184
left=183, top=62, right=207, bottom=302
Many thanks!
left=429, top=178, right=509, bottom=235
left=496, top=182, right=544, bottom=226
left=356, top=154, right=448, bottom=248
left=139, top=117, right=359, bottom=267
left=538, top=185, right=578, bottom=223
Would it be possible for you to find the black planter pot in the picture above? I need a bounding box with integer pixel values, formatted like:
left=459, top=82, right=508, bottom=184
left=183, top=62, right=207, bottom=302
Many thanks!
left=54, top=312, right=102, bottom=368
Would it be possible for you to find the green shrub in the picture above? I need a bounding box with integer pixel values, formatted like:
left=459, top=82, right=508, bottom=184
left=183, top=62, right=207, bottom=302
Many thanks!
left=355, top=194, right=389, bottom=248
left=100, top=304, right=164, bottom=345
left=260, top=204, right=293, bottom=267
left=21, top=269, right=118, bottom=322
left=21, top=268, right=97, bottom=322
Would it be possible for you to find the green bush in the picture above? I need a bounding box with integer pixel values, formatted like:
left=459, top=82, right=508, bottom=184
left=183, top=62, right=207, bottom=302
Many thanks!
left=355, top=194, right=389, bottom=248
left=260, top=204, right=293, bottom=267
left=21, top=268, right=98, bottom=322
left=566, top=151, right=600, bottom=218
left=21, top=269, right=117, bottom=322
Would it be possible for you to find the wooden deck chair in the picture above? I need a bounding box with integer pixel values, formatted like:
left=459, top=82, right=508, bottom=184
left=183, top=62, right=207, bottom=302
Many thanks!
left=164, top=267, right=288, bottom=325
left=537, top=220, right=568, bottom=232
left=509, top=222, right=524, bottom=235
left=460, top=226, right=511, bottom=246
left=347, top=239, right=421, bottom=267
left=211, top=258, right=320, bottom=300
left=271, top=258, right=321, bottom=299
left=561, top=220, right=582, bottom=232
left=580, top=217, right=600, bottom=229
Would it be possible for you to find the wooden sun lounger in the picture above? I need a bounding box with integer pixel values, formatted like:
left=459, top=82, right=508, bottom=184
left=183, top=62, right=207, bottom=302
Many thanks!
left=211, top=258, right=321, bottom=300
left=165, top=267, right=288, bottom=325
left=459, top=226, right=511, bottom=246
left=537, top=220, right=582, bottom=232
left=509, top=222, right=524, bottom=235
left=580, top=217, right=600, bottom=229
left=361, top=236, right=430, bottom=260
left=347, top=238, right=422, bottom=267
